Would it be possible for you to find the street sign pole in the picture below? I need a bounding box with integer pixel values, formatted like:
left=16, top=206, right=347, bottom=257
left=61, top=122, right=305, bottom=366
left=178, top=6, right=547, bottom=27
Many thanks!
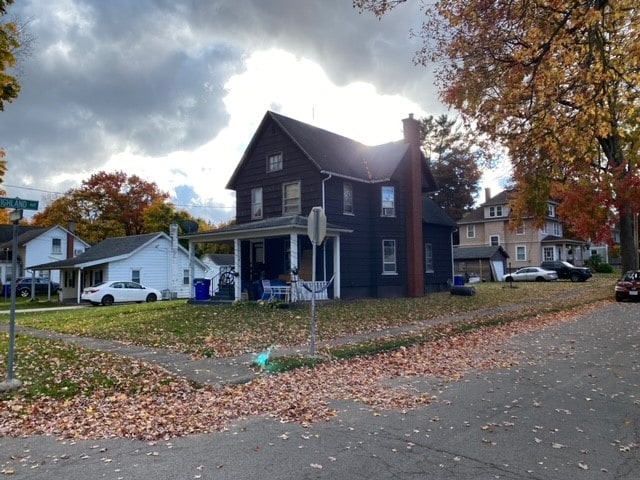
left=1, top=210, right=23, bottom=392
left=307, top=207, right=327, bottom=356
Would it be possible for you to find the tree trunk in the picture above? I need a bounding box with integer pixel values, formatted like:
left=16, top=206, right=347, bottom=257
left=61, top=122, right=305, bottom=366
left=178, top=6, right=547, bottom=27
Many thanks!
left=619, top=208, right=638, bottom=272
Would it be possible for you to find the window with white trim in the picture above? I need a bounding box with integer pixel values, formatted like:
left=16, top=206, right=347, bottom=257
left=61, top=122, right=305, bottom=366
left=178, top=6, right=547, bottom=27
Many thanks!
left=282, top=181, right=301, bottom=215
left=131, top=269, right=141, bottom=284
left=490, top=235, right=500, bottom=246
left=381, top=186, right=395, bottom=217
left=552, top=222, right=561, bottom=236
left=516, top=245, right=527, bottom=262
left=183, top=269, right=190, bottom=285
left=547, top=203, right=556, bottom=217
left=425, top=243, right=434, bottom=272
left=267, top=152, right=283, bottom=172
left=51, top=238, right=62, bottom=254
left=489, top=205, right=503, bottom=217
left=343, top=182, right=353, bottom=214
left=251, top=187, right=263, bottom=220
left=382, top=239, right=397, bottom=274
left=467, top=225, right=476, bottom=239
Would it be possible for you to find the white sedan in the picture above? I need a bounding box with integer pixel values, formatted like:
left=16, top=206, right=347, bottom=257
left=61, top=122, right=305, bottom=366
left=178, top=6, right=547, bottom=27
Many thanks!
left=503, top=267, right=558, bottom=282
left=81, top=281, right=161, bottom=306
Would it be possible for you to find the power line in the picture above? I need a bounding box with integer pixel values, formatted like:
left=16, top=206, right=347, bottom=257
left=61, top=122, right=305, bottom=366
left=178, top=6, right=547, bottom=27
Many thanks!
left=3, top=184, right=235, bottom=210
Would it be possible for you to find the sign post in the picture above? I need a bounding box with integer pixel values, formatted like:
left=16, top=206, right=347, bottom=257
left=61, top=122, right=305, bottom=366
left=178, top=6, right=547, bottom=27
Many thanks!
left=307, top=207, right=326, bottom=356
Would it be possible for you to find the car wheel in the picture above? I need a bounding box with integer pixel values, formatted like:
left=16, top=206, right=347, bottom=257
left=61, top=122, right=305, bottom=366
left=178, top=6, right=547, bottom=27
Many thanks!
left=146, top=293, right=157, bottom=303
left=535, top=276, right=545, bottom=281
left=615, top=293, right=625, bottom=302
left=570, top=273, right=579, bottom=282
left=101, top=295, right=114, bottom=306
left=18, top=288, right=30, bottom=298
left=505, top=276, right=513, bottom=282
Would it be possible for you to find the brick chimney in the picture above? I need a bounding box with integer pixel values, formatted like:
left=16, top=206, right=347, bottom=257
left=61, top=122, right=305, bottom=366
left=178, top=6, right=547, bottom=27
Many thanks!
left=66, top=221, right=76, bottom=259
left=402, top=113, right=424, bottom=297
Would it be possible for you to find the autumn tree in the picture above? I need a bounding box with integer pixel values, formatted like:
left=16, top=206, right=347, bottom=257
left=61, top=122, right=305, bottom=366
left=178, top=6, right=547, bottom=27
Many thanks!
left=356, top=0, right=640, bottom=271
left=420, top=114, right=483, bottom=221
left=0, top=0, right=19, bottom=112
left=32, top=171, right=169, bottom=244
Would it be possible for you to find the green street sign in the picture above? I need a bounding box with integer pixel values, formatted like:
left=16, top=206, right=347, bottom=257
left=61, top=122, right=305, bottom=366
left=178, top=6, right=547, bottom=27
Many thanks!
left=0, top=197, right=39, bottom=210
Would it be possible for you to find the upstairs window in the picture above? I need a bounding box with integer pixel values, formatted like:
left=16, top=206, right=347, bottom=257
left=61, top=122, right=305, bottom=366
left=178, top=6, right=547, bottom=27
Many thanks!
left=381, top=186, right=395, bottom=217
left=490, top=235, right=500, bottom=246
left=51, top=238, right=62, bottom=254
left=251, top=187, right=263, bottom=220
left=489, top=205, right=503, bottom=217
left=283, top=181, right=301, bottom=215
left=343, top=182, right=354, bottom=215
left=467, top=225, right=476, bottom=239
left=552, top=222, right=561, bottom=236
left=267, top=152, right=283, bottom=172
left=547, top=203, right=556, bottom=217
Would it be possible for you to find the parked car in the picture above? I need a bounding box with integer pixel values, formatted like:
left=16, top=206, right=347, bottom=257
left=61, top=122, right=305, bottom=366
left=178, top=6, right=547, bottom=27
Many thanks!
left=503, top=267, right=558, bottom=282
left=14, top=277, right=61, bottom=297
left=614, top=270, right=640, bottom=302
left=540, top=260, right=592, bottom=282
left=81, top=281, right=161, bottom=306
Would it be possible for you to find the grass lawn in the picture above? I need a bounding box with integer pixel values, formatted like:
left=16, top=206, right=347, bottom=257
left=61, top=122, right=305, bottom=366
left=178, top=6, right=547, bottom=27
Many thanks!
left=1, top=273, right=617, bottom=359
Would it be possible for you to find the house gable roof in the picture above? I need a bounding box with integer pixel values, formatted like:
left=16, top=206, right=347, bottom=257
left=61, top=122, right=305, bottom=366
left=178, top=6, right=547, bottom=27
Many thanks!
left=453, top=245, right=510, bottom=260
left=227, top=111, right=436, bottom=190
left=422, top=196, right=457, bottom=228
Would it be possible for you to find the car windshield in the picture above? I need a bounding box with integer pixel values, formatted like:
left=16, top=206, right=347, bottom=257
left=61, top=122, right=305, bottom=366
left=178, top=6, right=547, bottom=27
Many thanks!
left=623, top=272, right=640, bottom=281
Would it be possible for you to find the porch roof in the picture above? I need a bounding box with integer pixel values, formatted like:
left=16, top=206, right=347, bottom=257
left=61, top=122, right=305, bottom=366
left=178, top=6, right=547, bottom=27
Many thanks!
left=181, top=215, right=353, bottom=243
left=540, top=235, right=588, bottom=246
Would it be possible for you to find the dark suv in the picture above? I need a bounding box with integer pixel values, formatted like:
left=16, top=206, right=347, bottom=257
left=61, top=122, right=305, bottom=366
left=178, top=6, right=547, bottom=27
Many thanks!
left=540, top=261, right=592, bottom=282
left=14, top=277, right=61, bottom=297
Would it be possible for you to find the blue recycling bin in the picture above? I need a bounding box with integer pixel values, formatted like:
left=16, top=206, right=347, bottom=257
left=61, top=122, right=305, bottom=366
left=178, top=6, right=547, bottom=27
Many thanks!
left=193, top=278, right=211, bottom=300
left=453, top=275, right=465, bottom=286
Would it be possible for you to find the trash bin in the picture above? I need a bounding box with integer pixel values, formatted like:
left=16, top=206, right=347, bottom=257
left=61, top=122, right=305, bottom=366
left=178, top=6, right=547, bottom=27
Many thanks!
left=453, top=275, right=465, bottom=286
left=2, top=284, right=10, bottom=297
left=193, top=278, right=211, bottom=300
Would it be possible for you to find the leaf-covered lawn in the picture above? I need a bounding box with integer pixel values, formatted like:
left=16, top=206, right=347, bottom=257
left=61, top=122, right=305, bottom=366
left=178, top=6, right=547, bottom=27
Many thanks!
left=1, top=275, right=615, bottom=358
left=0, top=302, right=605, bottom=440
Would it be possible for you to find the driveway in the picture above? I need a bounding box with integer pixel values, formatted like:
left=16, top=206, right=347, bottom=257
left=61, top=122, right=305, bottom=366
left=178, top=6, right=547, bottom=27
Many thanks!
left=1, top=302, right=639, bottom=479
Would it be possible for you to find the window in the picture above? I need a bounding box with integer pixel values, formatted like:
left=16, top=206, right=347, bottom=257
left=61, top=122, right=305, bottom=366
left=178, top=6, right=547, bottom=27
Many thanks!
left=467, top=225, right=476, bottom=239
left=381, top=186, right=395, bottom=217
left=251, top=187, right=263, bottom=220
left=516, top=245, right=527, bottom=262
left=51, top=238, right=62, bottom=254
left=552, top=222, right=561, bottom=236
left=283, top=181, right=301, bottom=214
left=543, top=247, right=554, bottom=261
left=489, top=205, right=503, bottom=217
left=343, top=182, right=353, bottom=214
left=490, top=235, right=500, bottom=246
left=547, top=203, right=556, bottom=217
left=183, top=269, right=189, bottom=285
left=382, top=240, right=397, bottom=274
left=267, top=152, right=283, bottom=172
left=131, top=269, right=140, bottom=284
left=425, top=243, right=434, bottom=272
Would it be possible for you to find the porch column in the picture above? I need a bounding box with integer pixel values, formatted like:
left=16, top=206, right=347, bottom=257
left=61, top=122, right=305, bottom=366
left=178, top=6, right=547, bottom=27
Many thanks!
left=234, top=238, right=241, bottom=300
left=189, top=241, right=195, bottom=299
left=333, top=235, right=341, bottom=299
left=290, top=233, right=299, bottom=301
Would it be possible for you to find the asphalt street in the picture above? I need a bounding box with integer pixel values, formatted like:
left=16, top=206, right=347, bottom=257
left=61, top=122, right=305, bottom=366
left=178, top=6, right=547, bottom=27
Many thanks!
left=1, top=301, right=639, bottom=479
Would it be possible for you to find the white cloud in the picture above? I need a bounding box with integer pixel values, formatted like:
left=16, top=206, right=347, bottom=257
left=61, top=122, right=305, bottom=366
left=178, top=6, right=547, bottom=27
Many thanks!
left=102, top=49, right=429, bottom=224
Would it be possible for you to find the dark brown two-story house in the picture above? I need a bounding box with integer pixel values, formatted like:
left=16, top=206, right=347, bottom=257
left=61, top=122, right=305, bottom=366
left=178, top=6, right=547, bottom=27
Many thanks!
left=183, top=111, right=456, bottom=301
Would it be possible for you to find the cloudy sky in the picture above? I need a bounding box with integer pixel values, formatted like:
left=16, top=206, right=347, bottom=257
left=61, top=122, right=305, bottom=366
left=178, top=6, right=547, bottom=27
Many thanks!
left=1, top=0, right=509, bottom=224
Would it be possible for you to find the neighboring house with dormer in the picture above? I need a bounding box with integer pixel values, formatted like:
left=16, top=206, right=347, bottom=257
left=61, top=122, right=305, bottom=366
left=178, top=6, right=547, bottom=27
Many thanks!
left=182, top=110, right=456, bottom=301
left=457, top=189, right=589, bottom=274
left=0, top=224, right=89, bottom=284
left=29, top=224, right=208, bottom=303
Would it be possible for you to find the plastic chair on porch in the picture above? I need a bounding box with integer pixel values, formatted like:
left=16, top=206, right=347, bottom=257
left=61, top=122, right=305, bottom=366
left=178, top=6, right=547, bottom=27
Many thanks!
left=261, top=279, right=273, bottom=301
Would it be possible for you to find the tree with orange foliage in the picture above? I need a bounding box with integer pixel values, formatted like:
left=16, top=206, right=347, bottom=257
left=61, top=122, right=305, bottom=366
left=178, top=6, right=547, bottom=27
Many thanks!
left=356, top=0, right=640, bottom=271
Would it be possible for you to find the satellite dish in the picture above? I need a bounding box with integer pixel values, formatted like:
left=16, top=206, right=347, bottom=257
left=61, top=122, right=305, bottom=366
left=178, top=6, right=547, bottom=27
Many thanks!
left=180, top=220, right=199, bottom=234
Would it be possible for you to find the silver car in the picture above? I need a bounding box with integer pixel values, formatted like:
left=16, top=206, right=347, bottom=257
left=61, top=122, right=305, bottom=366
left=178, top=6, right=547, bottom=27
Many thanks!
left=503, top=267, right=558, bottom=282
left=81, top=281, right=161, bottom=306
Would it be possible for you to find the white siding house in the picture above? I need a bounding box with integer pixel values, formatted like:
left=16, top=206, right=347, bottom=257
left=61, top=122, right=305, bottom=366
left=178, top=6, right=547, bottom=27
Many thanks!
left=29, top=229, right=208, bottom=303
